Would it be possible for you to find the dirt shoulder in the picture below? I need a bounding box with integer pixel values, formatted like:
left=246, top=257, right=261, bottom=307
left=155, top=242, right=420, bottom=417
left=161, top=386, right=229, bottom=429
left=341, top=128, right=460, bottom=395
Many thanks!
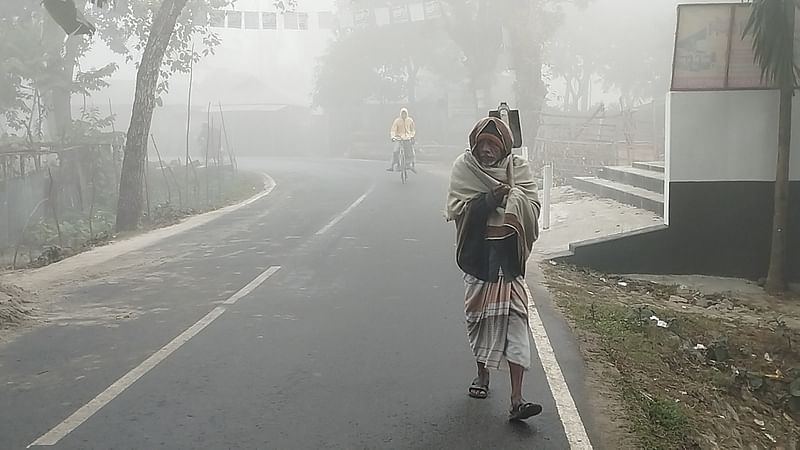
left=0, top=282, right=34, bottom=335
left=0, top=171, right=271, bottom=334
left=543, top=263, right=800, bottom=449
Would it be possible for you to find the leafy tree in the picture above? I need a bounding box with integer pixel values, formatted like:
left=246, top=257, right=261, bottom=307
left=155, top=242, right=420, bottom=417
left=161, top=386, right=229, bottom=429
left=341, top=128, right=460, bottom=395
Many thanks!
left=314, top=21, right=458, bottom=109
left=547, top=35, right=598, bottom=112
left=548, top=0, right=675, bottom=112
left=743, top=0, right=799, bottom=292
left=501, top=0, right=591, bottom=148
left=114, top=0, right=230, bottom=231
left=0, top=3, right=50, bottom=142
left=1, top=0, right=227, bottom=145
left=86, top=0, right=227, bottom=98
left=440, top=0, right=503, bottom=113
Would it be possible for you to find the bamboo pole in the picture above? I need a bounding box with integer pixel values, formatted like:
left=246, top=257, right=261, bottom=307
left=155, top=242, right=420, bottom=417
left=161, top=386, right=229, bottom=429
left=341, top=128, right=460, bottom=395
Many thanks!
left=144, top=156, right=151, bottom=216
left=88, top=162, right=97, bottom=239
left=47, top=168, right=63, bottom=247
left=150, top=134, right=172, bottom=204
left=108, top=98, right=116, bottom=133
left=12, top=198, right=48, bottom=269
left=205, top=102, right=214, bottom=205
left=185, top=43, right=195, bottom=198
left=217, top=102, right=236, bottom=173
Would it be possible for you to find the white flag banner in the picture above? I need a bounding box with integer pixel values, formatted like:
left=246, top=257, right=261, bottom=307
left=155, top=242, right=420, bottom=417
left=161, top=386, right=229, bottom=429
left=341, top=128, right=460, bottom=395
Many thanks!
left=391, top=4, right=409, bottom=24
left=375, top=7, right=390, bottom=26
left=410, top=3, right=425, bottom=22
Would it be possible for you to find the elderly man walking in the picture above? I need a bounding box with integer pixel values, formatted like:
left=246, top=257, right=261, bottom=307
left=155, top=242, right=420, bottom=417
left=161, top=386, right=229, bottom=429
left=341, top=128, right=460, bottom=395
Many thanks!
left=446, top=117, right=543, bottom=421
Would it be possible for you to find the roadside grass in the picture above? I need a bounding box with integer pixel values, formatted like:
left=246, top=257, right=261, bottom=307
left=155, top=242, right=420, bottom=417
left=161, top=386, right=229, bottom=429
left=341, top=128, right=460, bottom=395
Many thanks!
left=544, top=263, right=800, bottom=449
left=2, top=169, right=264, bottom=270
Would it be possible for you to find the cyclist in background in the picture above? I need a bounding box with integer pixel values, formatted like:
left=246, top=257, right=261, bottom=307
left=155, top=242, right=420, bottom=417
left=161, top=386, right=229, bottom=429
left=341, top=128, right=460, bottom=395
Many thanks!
left=388, top=107, right=416, bottom=172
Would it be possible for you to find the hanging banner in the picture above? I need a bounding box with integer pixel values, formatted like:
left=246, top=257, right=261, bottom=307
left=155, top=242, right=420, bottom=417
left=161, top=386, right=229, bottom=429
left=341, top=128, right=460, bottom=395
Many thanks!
left=210, top=10, right=225, bottom=27
left=375, top=7, right=390, bottom=27
left=409, top=3, right=425, bottom=22
left=354, top=9, right=371, bottom=27
left=391, top=5, right=410, bottom=24
left=424, top=1, right=442, bottom=19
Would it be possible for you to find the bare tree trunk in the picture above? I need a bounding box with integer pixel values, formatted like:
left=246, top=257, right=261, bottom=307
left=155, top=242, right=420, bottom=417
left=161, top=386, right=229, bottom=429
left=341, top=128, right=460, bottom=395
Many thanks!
left=579, top=75, right=591, bottom=112
left=765, top=2, right=795, bottom=293
left=116, top=0, right=190, bottom=232
left=42, top=18, right=82, bottom=143
left=406, top=59, right=419, bottom=105
left=766, top=86, right=793, bottom=292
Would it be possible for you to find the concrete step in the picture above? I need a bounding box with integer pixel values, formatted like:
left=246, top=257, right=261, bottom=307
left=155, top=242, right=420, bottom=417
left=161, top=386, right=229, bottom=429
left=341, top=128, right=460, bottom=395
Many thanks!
left=632, top=161, right=665, bottom=173
left=598, top=165, right=665, bottom=194
left=570, top=176, right=664, bottom=215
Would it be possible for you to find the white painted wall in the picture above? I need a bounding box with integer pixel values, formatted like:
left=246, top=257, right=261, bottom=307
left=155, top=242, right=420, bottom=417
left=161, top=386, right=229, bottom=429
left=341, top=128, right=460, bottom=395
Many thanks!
left=666, top=90, right=800, bottom=183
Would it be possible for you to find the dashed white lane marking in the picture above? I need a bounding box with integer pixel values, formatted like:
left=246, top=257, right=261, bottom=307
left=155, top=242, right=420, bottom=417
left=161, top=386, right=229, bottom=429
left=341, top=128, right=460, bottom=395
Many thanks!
left=222, top=266, right=281, bottom=305
left=315, top=187, right=374, bottom=236
left=29, top=265, right=282, bottom=447
left=524, top=283, right=593, bottom=449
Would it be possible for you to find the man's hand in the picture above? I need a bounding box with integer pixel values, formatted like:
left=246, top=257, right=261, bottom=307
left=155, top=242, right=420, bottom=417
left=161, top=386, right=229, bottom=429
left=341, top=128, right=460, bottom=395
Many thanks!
left=491, top=184, right=511, bottom=201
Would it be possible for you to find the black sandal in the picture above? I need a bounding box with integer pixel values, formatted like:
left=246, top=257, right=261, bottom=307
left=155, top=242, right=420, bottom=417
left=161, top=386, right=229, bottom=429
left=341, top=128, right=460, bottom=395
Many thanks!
left=509, top=401, right=542, bottom=421
left=468, top=377, right=489, bottom=399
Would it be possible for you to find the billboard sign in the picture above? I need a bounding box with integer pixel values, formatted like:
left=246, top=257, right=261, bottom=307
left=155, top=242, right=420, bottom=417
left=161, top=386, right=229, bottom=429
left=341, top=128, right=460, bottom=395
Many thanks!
left=672, top=3, right=781, bottom=90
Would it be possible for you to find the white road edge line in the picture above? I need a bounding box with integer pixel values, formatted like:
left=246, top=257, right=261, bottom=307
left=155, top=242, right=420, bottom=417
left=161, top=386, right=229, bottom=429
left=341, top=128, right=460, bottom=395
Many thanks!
left=315, top=187, right=374, bottom=236
left=524, top=283, right=593, bottom=450
left=28, top=265, right=282, bottom=448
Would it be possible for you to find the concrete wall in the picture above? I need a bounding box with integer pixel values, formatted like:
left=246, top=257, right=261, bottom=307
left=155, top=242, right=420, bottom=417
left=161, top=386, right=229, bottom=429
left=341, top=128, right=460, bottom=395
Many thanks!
left=557, top=89, right=800, bottom=282
left=666, top=90, right=800, bottom=184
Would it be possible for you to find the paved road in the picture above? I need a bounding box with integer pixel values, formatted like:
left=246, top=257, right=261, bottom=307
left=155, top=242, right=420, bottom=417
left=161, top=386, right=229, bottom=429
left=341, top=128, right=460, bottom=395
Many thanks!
left=0, top=158, right=594, bottom=450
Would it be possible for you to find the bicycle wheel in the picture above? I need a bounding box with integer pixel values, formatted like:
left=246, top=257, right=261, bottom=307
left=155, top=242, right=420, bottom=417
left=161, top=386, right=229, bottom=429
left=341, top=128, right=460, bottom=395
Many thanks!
left=399, top=149, right=407, bottom=184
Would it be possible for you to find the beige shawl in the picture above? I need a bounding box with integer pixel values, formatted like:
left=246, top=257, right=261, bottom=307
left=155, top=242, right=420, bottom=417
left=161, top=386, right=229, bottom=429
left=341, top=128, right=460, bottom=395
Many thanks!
left=446, top=117, right=541, bottom=271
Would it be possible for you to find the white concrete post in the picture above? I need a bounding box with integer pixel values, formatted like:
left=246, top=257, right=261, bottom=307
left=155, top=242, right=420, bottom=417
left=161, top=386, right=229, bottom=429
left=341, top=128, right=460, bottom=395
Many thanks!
left=542, top=164, right=552, bottom=230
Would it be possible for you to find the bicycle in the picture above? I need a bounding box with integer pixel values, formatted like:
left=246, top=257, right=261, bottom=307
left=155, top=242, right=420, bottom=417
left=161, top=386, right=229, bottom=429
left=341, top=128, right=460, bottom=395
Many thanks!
left=392, top=137, right=415, bottom=184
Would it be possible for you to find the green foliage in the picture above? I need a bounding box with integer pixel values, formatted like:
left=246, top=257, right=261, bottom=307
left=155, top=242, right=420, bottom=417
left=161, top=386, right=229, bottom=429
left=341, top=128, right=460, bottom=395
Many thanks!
left=0, top=5, right=51, bottom=137
left=634, top=393, right=691, bottom=448
left=1, top=0, right=231, bottom=140
left=73, top=62, right=119, bottom=96
left=75, top=106, right=116, bottom=135
left=86, top=0, right=231, bottom=96
left=743, top=0, right=800, bottom=87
